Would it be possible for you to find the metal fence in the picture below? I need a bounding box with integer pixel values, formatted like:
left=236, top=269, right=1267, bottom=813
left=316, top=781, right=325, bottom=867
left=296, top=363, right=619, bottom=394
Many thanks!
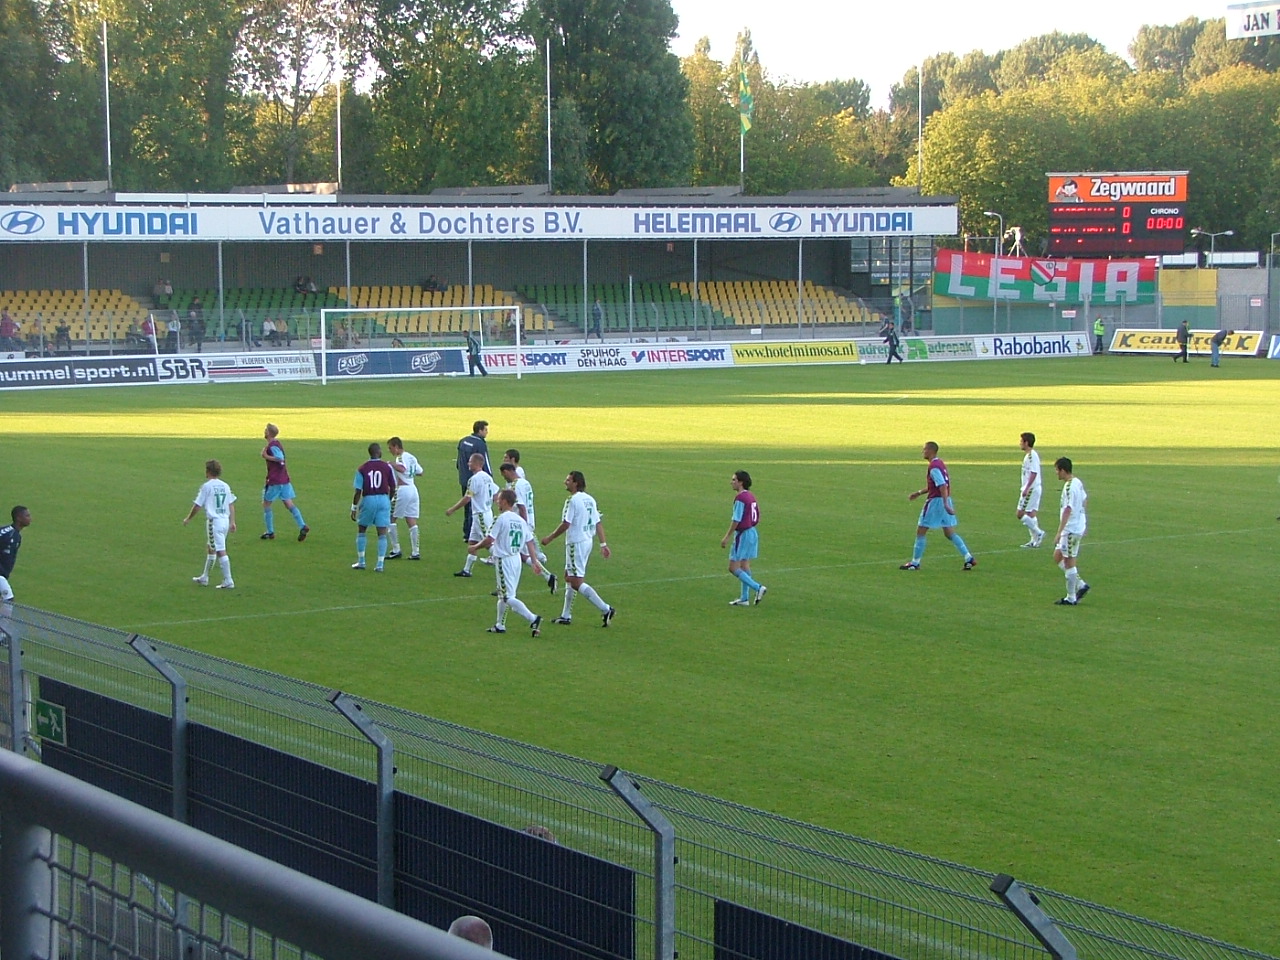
left=2, top=604, right=1275, bottom=960
left=0, top=749, right=506, bottom=960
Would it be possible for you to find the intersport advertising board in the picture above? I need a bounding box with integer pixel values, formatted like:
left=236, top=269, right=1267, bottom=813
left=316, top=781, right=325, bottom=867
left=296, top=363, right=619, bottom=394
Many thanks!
left=481, top=343, right=735, bottom=373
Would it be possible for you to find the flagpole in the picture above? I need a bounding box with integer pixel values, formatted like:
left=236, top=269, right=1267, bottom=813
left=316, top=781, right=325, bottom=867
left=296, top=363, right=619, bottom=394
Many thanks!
left=545, top=37, right=553, bottom=192
left=101, top=21, right=113, bottom=190
left=335, top=34, right=343, bottom=190
left=739, top=130, right=744, bottom=192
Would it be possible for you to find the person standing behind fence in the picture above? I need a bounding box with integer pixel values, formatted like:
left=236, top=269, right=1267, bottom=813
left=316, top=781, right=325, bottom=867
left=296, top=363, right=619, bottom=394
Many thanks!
left=260, top=423, right=310, bottom=541
left=184, top=460, right=237, bottom=589
left=591, top=299, right=604, bottom=340
left=1093, top=316, right=1106, bottom=354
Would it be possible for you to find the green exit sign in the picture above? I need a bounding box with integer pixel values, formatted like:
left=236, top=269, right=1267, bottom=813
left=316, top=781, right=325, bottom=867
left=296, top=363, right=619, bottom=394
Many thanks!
left=34, top=699, right=66, bottom=745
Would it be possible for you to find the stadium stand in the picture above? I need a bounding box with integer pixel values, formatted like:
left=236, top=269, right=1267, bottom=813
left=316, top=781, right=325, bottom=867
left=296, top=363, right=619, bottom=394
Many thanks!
left=520, top=281, right=881, bottom=334
left=333, top=284, right=551, bottom=335
left=0, top=289, right=153, bottom=347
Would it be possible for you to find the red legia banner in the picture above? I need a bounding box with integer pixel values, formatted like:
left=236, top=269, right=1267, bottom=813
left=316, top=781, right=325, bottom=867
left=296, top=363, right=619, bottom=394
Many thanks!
left=933, top=251, right=1156, bottom=303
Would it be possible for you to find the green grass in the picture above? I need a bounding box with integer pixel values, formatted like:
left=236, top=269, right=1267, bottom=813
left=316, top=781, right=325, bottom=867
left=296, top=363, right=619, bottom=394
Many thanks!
left=2, top=357, right=1278, bottom=951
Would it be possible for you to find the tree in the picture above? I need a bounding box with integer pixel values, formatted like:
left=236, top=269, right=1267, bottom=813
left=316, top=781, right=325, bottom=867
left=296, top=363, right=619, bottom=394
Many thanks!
left=369, top=0, right=535, bottom=192
left=682, top=37, right=738, bottom=186
left=812, top=78, right=871, bottom=120
left=526, top=0, right=693, bottom=192
left=997, top=31, right=1104, bottom=92
left=1188, top=17, right=1280, bottom=80
left=0, top=0, right=61, bottom=185
left=1130, top=17, right=1205, bottom=77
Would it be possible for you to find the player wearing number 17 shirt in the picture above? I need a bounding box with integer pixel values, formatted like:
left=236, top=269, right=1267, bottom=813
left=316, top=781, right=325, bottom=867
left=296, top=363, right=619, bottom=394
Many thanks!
left=720, top=470, right=766, bottom=606
left=351, top=443, right=394, bottom=571
left=184, top=460, right=237, bottom=589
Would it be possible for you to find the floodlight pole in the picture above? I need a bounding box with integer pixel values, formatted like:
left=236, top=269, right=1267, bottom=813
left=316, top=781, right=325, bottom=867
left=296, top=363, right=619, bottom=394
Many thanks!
left=1269, top=231, right=1280, bottom=330
left=984, top=210, right=1004, bottom=331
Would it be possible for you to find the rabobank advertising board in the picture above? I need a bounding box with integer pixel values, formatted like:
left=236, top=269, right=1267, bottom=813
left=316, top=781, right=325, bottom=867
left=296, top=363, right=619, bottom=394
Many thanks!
left=0, top=203, right=956, bottom=242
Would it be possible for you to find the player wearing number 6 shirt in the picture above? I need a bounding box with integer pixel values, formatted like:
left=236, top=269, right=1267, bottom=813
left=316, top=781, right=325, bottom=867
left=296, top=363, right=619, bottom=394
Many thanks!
left=184, top=461, right=237, bottom=589
left=721, top=470, right=766, bottom=606
left=1052, top=457, right=1090, bottom=606
left=351, top=443, right=394, bottom=571
left=386, top=437, right=423, bottom=560
left=445, top=453, right=499, bottom=577
left=541, top=471, right=615, bottom=627
left=470, top=489, right=544, bottom=636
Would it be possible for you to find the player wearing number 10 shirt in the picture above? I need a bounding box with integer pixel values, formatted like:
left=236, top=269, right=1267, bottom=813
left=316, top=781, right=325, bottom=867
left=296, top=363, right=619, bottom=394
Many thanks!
left=720, top=470, right=766, bottom=606
left=351, top=443, right=394, bottom=571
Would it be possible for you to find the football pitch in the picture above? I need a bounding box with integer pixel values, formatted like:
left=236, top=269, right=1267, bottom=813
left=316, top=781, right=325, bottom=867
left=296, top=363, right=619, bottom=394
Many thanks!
left=2, top=356, right=1278, bottom=951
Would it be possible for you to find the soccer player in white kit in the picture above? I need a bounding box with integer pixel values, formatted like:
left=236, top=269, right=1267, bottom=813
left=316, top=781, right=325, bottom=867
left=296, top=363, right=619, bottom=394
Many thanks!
left=470, top=489, right=544, bottom=636
left=386, top=437, right=423, bottom=560
left=184, top=459, right=237, bottom=589
left=445, top=453, right=498, bottom=577
left=540, top=470, right=615, bottom=627
left=1017, top=432, right=1045, bottom=548
left=1052, top=456, right=1090, bottom=606
left=499, top=462, right=556, bottom=594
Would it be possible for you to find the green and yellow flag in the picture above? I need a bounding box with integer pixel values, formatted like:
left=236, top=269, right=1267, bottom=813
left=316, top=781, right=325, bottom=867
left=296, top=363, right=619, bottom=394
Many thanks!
left=738, top=64, right=753, bottom=134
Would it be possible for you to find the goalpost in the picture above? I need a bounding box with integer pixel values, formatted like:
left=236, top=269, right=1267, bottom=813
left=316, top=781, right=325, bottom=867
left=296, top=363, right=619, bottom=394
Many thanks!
left=316, top=305, right=522, bottom=385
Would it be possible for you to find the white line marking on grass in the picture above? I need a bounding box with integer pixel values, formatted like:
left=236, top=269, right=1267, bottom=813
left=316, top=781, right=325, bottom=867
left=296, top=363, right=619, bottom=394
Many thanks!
left=130, top=527, right=1253, bottom=630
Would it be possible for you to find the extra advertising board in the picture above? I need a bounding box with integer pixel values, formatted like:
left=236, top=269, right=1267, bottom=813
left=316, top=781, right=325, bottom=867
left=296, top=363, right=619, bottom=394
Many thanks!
left=1108, top=329, right=1265, bottom=356
left=324, top=348, right=466, bottom=379
left=0, top=203, right=957, bottom=243
left=1270, top=334, right=1280, bottom=359
left=934, top=251, right=1156, bottom=303
left=0, top=354, right=209, bottom=390
left=1047, top=171, right=1189, bottom=256
left=481, top=343, right=735, bottom=373
left=204, top=352, right=318, bottom=382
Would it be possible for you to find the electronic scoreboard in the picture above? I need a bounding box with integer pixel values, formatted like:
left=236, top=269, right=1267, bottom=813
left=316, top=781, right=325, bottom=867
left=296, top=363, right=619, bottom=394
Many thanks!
left=1047, top=171, right=1189, bottom=256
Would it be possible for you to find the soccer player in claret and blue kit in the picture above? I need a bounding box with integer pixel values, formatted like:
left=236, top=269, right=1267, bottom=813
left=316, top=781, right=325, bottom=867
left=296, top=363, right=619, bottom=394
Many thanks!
left=350, top=443, right=395, bottom=571
left=900, top=441, right=977, bottom=572
left=260, top=423, right=309, bottom=541
left=720, top=470, right=766, bottom=606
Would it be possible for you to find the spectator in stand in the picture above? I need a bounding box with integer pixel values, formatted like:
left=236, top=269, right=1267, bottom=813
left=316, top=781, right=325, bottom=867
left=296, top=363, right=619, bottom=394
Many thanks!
left=188, top=301, right=205, bottom=353
left=55, top=320, right=72, bottom=353
left=26, top=318, right=45, bottom=355
left=304, top=276, right=318, bottom=294
left=294, top=275, right=308, bottom=295
left=0, top=309, right=21, bottom=350
left=278, top=317, right=292, bottom=346
left=140, top=316, right=157, bottom=351
left=263, top=316, right=278, bottom=346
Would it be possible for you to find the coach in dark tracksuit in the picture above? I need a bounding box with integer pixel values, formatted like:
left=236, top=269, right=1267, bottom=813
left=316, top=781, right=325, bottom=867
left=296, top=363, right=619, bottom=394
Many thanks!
left=456, top=421, right=490, bottom=541
left=881, top=319, right=904, bottom=363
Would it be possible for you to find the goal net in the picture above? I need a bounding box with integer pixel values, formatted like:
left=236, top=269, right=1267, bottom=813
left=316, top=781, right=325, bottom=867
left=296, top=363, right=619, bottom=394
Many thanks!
left=316, top=305, right=520, bottom=384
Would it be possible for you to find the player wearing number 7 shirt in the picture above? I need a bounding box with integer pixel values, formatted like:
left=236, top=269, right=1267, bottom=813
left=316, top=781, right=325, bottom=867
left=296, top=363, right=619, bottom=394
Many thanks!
left=720, top=470, right=766, bottom=606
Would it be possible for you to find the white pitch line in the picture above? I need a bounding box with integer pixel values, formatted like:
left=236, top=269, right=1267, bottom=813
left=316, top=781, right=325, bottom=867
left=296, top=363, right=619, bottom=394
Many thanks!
left=128, top=526, right=1255, bottom=630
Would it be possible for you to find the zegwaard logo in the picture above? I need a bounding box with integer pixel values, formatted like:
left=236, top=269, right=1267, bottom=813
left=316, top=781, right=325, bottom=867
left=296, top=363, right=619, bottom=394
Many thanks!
left=1, top=210, right=45, bottom=235
left=411, top=351, right=441, bottom=372
left=769, top=212, right=802, bottom=232
left=337, top=353, right=369, bottom=375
